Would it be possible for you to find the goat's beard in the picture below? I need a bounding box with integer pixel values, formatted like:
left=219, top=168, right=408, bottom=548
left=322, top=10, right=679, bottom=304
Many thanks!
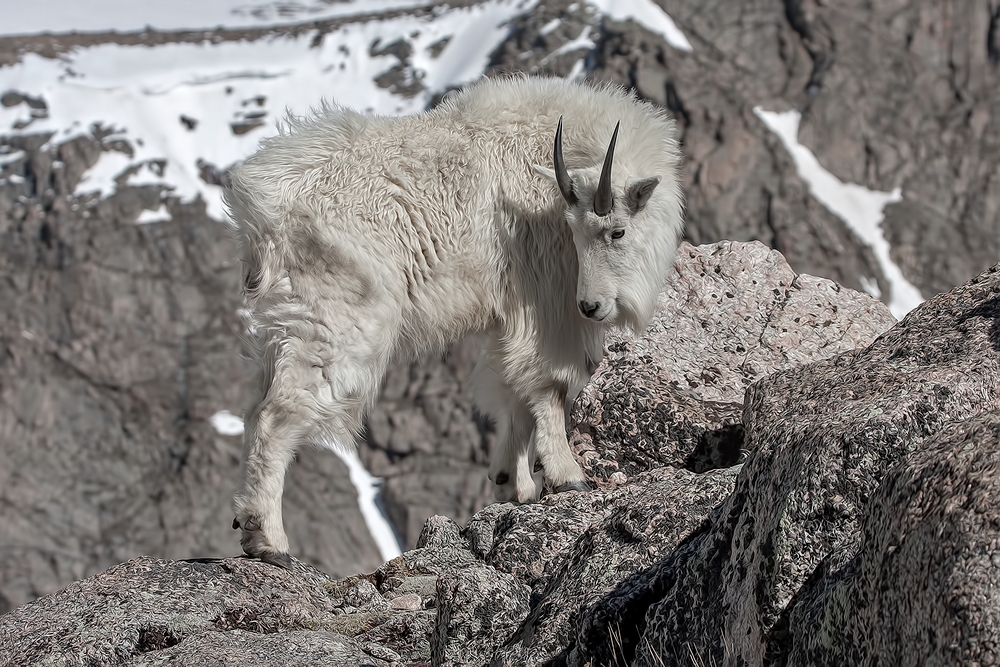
left=611, top=288, right=658, bottom=335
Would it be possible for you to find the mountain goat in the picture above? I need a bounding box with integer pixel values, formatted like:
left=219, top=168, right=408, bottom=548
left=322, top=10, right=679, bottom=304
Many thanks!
left=226, top=76, right=683, bottom=567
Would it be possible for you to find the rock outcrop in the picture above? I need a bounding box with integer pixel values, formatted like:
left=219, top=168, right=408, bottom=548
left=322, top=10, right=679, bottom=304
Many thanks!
left=12, top=242, right=999, bottom=666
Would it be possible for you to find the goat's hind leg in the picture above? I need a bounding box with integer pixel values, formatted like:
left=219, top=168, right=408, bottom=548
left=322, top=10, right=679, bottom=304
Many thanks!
left=471, top=362, right=543, bottom=503
left=233, top=335, right=331, bottom=568
left=234, top=305, right=390, bottom=567
left=233, top=344, right=300, bottom=568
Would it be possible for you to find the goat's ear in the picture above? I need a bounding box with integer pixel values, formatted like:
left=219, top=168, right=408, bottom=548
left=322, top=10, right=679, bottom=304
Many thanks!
left=533, top=165, right=557, bottom=181
left=626, top=176, right=661, bottom=212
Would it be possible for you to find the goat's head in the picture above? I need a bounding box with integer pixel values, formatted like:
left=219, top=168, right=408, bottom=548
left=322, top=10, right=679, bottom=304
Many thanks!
left=536, top=116, right=667, bottom=330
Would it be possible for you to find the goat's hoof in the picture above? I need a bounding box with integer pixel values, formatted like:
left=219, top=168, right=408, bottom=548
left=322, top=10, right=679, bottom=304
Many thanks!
left=553, top=480, right=592, bottom=494
left=257, top=550, right=293, bottom=569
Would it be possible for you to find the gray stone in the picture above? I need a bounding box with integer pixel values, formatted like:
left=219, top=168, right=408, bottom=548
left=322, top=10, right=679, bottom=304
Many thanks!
left=126, top=630, right=388, bottom=667
left=416, top=514, right=465, bottom=550
left=786, top=411, right=1000, bottom=666
left=569, top=241, right=896, bottom=486
left=0, top=555, right=375, bottom=666
left=495, top=467, right=739, bottom=667
left=621, top=263, right=1000, bottom=667
left=432, top=564, right=531, bottom=667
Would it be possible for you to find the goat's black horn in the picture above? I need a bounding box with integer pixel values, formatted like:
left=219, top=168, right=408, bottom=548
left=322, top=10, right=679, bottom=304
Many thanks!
left=554, top=116, right=577, bottom=206
left=594, top=120, right=619, bottom=217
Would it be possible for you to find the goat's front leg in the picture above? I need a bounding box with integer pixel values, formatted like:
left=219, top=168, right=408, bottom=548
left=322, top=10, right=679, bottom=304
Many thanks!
left=529, top=386, right=591, bottom=493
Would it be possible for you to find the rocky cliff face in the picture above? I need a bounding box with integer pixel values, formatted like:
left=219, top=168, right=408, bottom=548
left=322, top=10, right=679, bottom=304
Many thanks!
left=4, top=244, right=999, bottom=666
left=2, top=0, right=999, bottom=617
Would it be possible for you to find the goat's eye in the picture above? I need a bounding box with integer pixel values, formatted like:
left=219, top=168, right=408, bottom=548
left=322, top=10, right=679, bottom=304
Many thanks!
left=610, top=228, right=625, bottom=240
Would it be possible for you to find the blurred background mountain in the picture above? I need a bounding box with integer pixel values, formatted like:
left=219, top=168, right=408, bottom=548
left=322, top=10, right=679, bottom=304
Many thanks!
left=1, top=0, right=997, bottom=614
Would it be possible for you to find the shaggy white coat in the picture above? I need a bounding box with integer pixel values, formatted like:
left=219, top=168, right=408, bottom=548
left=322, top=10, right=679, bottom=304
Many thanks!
left=226, top=75, right=683, bottom=563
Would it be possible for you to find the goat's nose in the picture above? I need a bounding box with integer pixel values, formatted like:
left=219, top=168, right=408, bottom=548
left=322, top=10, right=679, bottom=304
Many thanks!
left=579, top=300, right=600, bottom=318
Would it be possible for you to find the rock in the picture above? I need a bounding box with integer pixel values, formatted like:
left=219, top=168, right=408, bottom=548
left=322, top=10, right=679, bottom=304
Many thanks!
left=786, top=411, right=1000, bottom=666
left=389, top=593, right=422, bottom=611
left=128, top=630, right=389, bottom=667
left=569, top=241, right=896, bottom=485
left=591, top=263, right=1000, bottom=666
left=493, top=467, right=740, bottom=667
left=431, top=565, right=531, bottom=667
left=0, top=555, right=388, bottom=667
left=416, top=514, right=464, bottom=550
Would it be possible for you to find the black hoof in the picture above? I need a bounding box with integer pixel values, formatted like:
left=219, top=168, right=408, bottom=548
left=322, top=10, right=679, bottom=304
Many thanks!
left=258, top=550, right=293, bottom=569
left=553, top=480, right=592, bottom=494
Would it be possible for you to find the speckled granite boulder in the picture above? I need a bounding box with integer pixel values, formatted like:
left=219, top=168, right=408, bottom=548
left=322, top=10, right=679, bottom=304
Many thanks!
left=0, top=556, right=390, bottom=667
left=786, top=411, right=1000, bottom=666
left=569, top=240, right=896, bottom=484
left=492, top=466, right=740, bottom=667
left=603, top=264, right=1000, bottom=667
left=432, top=564, right=530, bottom=667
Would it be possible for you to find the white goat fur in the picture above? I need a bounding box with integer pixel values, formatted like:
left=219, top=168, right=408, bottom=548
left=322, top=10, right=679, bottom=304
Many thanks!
left=226, top=75, right=683, bottom=563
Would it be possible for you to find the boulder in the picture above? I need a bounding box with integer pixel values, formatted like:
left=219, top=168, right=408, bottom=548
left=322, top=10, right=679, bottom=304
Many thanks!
left=0, top=555, right=391, bottom=667
left=569, top=241, right=896, bottom=485
left=587, top=265, right=1000, bottom=666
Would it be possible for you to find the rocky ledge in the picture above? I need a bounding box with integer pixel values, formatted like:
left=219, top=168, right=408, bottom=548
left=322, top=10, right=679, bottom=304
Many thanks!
left=2, top=240, right=999, bottom=666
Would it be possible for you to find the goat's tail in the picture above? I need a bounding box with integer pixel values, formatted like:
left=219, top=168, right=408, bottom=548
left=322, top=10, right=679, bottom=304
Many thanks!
left=223, top=171, right=288, bottom=311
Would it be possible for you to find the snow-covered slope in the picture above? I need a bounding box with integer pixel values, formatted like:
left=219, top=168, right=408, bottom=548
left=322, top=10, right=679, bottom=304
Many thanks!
left=755, top=108, right=923, bottom=318
left=1, top=0, right=538, bottom=220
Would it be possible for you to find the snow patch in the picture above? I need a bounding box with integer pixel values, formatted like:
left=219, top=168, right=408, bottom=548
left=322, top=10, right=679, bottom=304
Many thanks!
left=137, top=204, right=172, bottom=224
left=589, top=0, right=692, bottom=51
left=0, top=150, right=25, bottom=167
left=209, top=410, right=246, bottom=436
left=332, top=447, right=403, bottom=562
left=542, top=26, right=596, bottom=62
left=754, top=107, right=922, bottom=318
left=540, top=18, right=562, bottom=35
